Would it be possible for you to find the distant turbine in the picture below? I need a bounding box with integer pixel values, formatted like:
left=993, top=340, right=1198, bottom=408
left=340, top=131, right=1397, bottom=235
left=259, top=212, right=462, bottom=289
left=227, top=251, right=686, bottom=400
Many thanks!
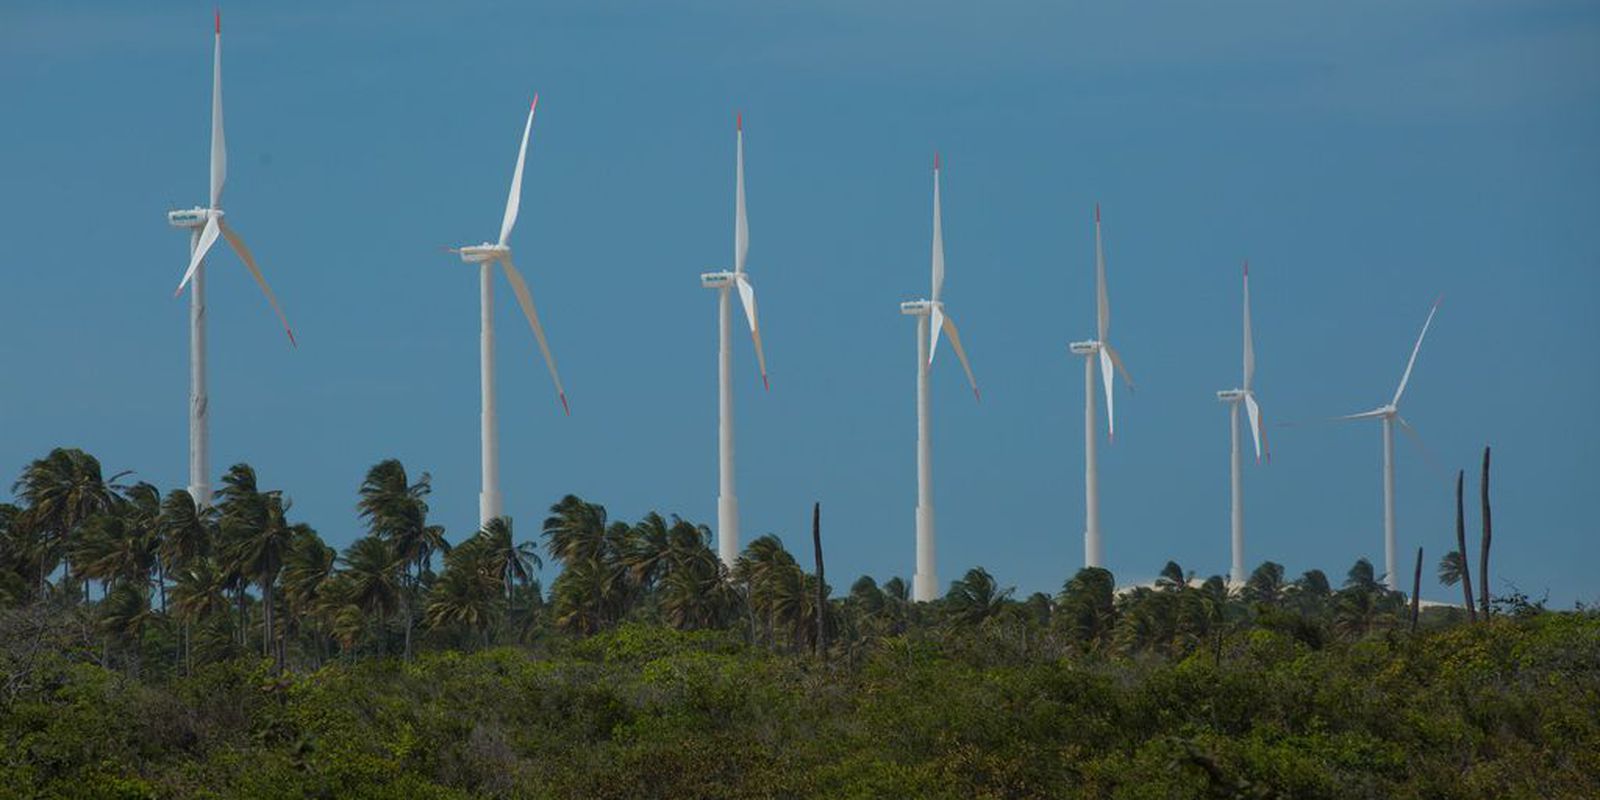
left=1069, top=204, right=1134, bottom=570
left=448, top=96, right=568, bottom=526
left=168, top=10, right=296, bottom=509
left=1337, top=296, right=1442, bottom=589
left=1216, top=261, right=1268, bottom=586
left=700, top=113, right=768, bottom=569
left=900, top=154, right=980, bottom=603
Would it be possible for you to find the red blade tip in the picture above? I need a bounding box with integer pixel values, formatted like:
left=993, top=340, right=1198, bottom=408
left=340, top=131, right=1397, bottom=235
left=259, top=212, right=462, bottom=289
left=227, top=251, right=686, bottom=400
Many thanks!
left=973, top=387, right=982, bottom=404
left=530, top=93, right=539, bottom=111
left=762, top=374, right=769, bottom=392
left=1243, top=259, right=1249, bottom=276
left=1095, top=202, right=1101, bottom=223
left=736, top=111, right=742, bottom=131
left=933, top=151, right=940, bottom=170
left=559, top=393, right=570, bottom=416
left=1433, top=292, right=1444, bottom=308
left=286, top=329, right=298, bottom=349
left=214, top=8, right=220, bottom=33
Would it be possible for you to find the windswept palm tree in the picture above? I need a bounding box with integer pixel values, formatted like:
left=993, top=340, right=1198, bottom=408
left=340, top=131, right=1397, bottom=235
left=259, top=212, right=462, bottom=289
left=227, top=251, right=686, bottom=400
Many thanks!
left=169, top=558, right=230, bottom=673
left=13, top=448, right=126, bottom=597
left=337, top=535, right=403, bottom=655
left=426, top=541, right=506, bottom=647
left=1057, top=567, right=1116, bottom=653
left=944, top=567, right=1012, bottom=627
left=281, top=526, right=336, bottom=666
left=357, top=460, right=449, bottom=660
left=1243, top=561, right=1287, bottom=607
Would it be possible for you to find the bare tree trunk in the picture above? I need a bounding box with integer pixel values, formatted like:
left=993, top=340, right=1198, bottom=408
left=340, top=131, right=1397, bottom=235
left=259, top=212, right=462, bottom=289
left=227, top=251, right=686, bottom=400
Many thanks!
left=1479, top=446, right=1492, bottom=620
left=812, top=502, right=826, bottom=657
left=1455, top=470, right=1477, bottom=622
left=1410, top=546, right=1423, bottom=633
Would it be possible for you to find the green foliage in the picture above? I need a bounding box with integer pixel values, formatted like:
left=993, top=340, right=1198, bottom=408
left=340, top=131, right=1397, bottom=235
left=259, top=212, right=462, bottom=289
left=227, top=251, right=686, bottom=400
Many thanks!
left=2, top=448, right=1594, bottom=796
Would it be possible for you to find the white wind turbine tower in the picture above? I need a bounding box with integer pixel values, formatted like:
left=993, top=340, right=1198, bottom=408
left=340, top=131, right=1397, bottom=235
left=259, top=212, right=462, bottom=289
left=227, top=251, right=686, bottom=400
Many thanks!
left=449, top=96, right=569, bottom=526
left=169, top=10, right=296, bottom=509
left=1216, top=262, right=1268, bottom=587
left=1337, top=296, right=1442, bottom=589
left=700, top=114, right=769, bottom=569
left=1069, top=204, right=1133, bottom=570
left=900, top=154, right=980, bottom=602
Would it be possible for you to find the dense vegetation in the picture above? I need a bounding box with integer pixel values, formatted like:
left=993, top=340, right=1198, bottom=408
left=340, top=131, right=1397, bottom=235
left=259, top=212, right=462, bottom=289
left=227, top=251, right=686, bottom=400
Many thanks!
left=2, top=448, right=1596, bottom=798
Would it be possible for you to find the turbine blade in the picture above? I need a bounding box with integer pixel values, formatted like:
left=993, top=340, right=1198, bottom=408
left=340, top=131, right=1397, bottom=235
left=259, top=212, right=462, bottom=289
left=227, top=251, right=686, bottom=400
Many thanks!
left=498, top=96, right=538, bottom=247
left=1103, top=342, right=1135, bottom=390
left=1392, top=294, right=1442, bottom=407
left=1098, top=346, right=1116, bottom=439
left=930, top=154, right=944, bottom=302
left=1335, top=408, right=1389, bottom=421
left=1095, top=203, right=1109, bottom=341
left=175, top=216, right=221, bottom=296
left=928, top=304, right=945, bottom=366
left=940, top=311, right=980, bottom=402
left=1243, top=261, right=1254, bottom=390
left=1397, top=415, right=1448, bottom=483
left=499, top=257, right=568, bottom=413
left=735, top=274, right=767, bottom=389
left=734, top=115, right=749, bottom=275
left=1244, top=392, right=1264, bottom=462
left=210, top=11, right=226, bottom=209
left=219, top=220, right=295, bottom=347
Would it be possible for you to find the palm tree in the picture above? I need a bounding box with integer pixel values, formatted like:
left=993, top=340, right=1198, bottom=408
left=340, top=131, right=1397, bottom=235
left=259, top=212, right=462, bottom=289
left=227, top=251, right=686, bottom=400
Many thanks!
left=357, top=460, right=449, bottom=660
left=944, top=567, right=1012, bottom=627
left=13, top=448, right=125, bottom=597
left=158, top=489, right=217, bottom=647
left=542, top=496, right=630, bottom=632
left=338, top=535, right=403, bottom=656
left=425, top=541, right=505, bottom=647
left=281, top=526, right=337, bottom=666
left=1243, top=561, right=1287, bottom=607
left=735, top=535, right=812, bottom=650
left=169, top=558, right=230, bottom=672
left=226, top=488, right=296, bottom=668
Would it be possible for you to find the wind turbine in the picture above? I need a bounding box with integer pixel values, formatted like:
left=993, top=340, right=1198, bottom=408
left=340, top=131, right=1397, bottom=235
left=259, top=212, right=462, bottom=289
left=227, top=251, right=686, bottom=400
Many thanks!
left=1216, top=261, right=1267, bottom=587
left=899, top=153, right=980, bottom=603
left=1068, top=204, right=1133, bottom=570
left=168, top=10, right=295, bottom=509
left=699, top=113, right=768, bottom=569
left=448, top=96, right=568, bottom=526
left=1337, top=296, right=1442, bottom=589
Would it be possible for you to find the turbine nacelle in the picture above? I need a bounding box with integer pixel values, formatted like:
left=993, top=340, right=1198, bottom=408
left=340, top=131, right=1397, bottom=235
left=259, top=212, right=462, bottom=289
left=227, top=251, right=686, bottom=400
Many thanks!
left=1068, top=339, right=1100, bottom=356
left=1216, top=388, right=1247, bottom=402
left=900, top=299, right=938, bottom=317
left=701, top=270, right=736, bottom=289
left=456, top=243, right=510, bottom=264
left=167, top=207, right=218, bottom=229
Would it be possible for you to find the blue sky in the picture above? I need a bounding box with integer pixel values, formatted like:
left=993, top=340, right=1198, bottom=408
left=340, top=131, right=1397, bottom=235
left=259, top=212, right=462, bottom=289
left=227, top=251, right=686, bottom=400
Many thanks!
left=1, top=1, right=1596, bottom=605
